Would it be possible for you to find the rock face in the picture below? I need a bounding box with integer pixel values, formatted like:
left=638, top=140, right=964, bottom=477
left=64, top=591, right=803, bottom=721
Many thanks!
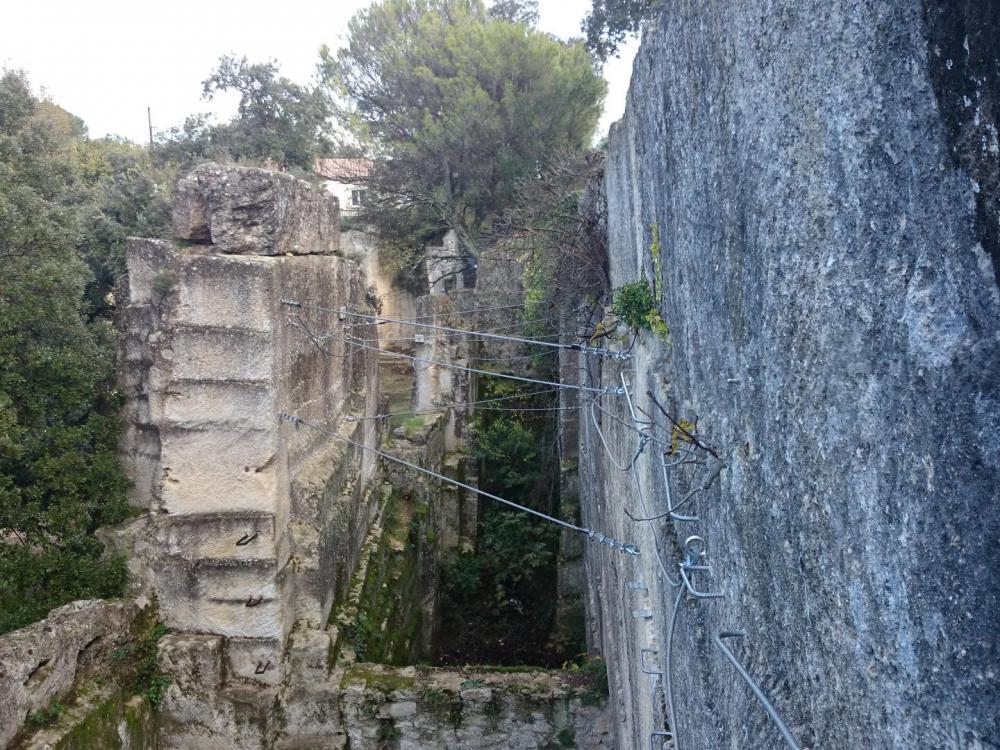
left=173, top=163, right=340, bottom=255
left=0, top=600, right=136, bottom=748
left=580, top=2, right=1000, bottom=749
left=118, top=164, right=382, bottom=747
left=340, top=229, right=422, bottom=344
left=155, top=635, right=612, bottom=750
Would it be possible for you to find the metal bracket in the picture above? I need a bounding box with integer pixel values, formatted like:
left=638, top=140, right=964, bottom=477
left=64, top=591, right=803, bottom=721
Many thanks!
left=236, top=531, right=259, bottom=547
left=679, top=536, right=724, bottom=599
left=639, top=648, right=663, bottom=676
left=649, top=731, right=673, bottom=750
left=254, top=659, right=273, bottom=675
left=682, top=535, right=708, bottom=566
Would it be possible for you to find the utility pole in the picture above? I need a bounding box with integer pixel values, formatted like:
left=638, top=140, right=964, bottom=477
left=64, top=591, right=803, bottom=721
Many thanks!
left=147, top=106, right=154, bottom=148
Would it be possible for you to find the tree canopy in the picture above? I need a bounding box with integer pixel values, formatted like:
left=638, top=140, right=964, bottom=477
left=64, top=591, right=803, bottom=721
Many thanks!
left=324, top=0, right=606, bottom=252
left=582, top=0, right=662, bottom=61
left=154, top=55, right=332, bottom=174
left=0, top=70, right=167, bottom=633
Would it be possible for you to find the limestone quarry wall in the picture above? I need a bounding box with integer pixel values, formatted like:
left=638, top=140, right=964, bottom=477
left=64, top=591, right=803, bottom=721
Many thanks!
left=118, top=164, right=381, bottom=706
left=340, top=229, right=422, bottom=345
left=0, top=601, right=137, bottom=748
left=4, top=161, right=612, bottom=750
left=580, top=2, right=1000, bottom=749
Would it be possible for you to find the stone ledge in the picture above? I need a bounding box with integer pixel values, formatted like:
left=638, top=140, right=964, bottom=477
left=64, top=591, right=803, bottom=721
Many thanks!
left=0, top=600, right=137, bottom=749
left=174, top=163, right=339, bottom=256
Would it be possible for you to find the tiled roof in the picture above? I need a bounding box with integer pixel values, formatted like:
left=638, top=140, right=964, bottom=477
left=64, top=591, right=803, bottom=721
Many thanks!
left=314, top=158, right=373, bottom=181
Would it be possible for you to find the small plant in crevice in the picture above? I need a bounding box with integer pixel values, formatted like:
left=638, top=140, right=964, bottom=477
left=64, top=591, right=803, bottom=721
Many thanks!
left=579, top=655, right=609, bottom=706
left=557, top=726, right=577, bottom=748
left=111, top=603, right=170, bottom=708
left=669, top=418, right=699, bottom=456
left=377, top=718, right=402, bottom=744
left=346, top=611, right=376, bottom=663
left=26, top=698, right=64, bottom=729
left=561, top=654, right=609, bottom=707
left=611, top=277, right=669, bottom=339
left=151, top=270, right=177, bottom=299
left=483, top=697, right=503, bottom=731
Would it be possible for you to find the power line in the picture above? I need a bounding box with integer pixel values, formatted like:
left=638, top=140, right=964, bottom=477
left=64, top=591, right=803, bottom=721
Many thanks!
left=278, top=412, right=639, bottom=556
left=342, top=335, right=620, bottom=395
left=347, top=386, right=567, bottom=422
left=281, top=299, right=631, bottom=360
left=377, top=301, right=528, bottom=323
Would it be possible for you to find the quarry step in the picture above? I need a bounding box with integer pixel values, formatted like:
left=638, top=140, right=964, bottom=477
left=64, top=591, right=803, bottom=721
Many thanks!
left=153, top=556, right=290, bottom=639
left=152, top=510, right=280, bottom=561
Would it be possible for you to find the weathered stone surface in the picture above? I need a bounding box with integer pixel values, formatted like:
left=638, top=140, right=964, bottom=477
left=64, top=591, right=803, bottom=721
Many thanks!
left=340, top=229, right=422, bottom=344
left=118, top=219, right=378, bottom=637
left=581, top=2, right=1000, bottom=749
left=157, top=634, right=224, bottom=693
left=173, top=163, right=339, bottom=255
left=115, top=165, right=385, bottom=746
left=16, top=688, right=156, bottom=750
left=286, top=629, right=331, bottom=685
left=335, top=666, right=612, bottom=750
left=0, top=600, right=135, bottom=748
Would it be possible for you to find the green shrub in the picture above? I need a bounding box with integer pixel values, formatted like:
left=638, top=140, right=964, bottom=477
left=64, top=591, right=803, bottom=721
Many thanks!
left=471, top=417, right=540, bottom=494
left=26, top=699, right=64, bottom=728
left=111, top=606, right=170, bottom=708
left=377, top=718, right=401, bottom=742
left=446, top=554, right=483, bottom=596
left=611, top=278, right=669, bottom=338
left=151, top=270, right=177, bottom=298
left=0, top=70, right=157, bottom=635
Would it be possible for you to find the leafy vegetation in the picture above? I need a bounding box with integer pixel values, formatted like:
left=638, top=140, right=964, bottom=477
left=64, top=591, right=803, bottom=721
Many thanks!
left=156, top=55, right=332, bottom=173
left=611, top=278, right=669, bottom=337
left=110, top=605, right=170, bottom=708
left=499, top=150, right=609, bottom=337
left=26, top=699, right=65, bottom=729
left=578, top=655, right=609, bottom=705
left=472, top=418, right=541, bottom=495
left=377, top=719, right=402, bottom=742
left=0, top=56, right=330, bottom=636
left=583, top=0, right=663, bottom=60
left=440, top=376, right=568, bottom=666
left=324, top=0, right=607, bottom=256
left=0, top=70, right=171, bottom=634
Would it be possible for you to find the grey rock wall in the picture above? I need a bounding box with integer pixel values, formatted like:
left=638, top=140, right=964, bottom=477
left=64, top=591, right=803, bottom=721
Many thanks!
left=582, top=1, right=1000, bottom=749
left=0, top=600, right=136, bottom=748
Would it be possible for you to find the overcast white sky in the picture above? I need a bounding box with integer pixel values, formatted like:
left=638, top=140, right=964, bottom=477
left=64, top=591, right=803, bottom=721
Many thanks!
left=0, top=0, right=638, bottom=145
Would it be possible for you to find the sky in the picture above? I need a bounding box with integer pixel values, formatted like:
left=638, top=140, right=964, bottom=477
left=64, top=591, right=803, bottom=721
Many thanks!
left=0, top=0, right=638, bottom=145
